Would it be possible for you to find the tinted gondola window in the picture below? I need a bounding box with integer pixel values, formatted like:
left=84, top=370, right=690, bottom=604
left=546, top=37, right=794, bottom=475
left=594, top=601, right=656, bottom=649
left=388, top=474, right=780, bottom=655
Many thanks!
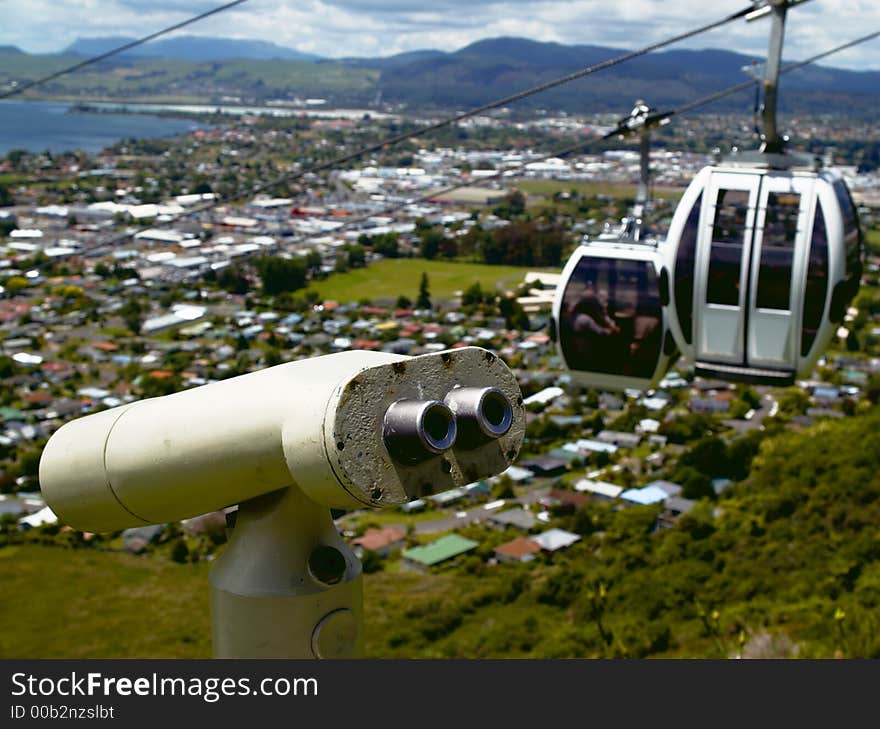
left=833, top=180, right=861, bottom=279
left=801, top=203, right=829, bottom=356
left=559, top=256, right=662, bottom=379
left=674, top=192, right=701, bottom=343
left=756, top=192, right=800, bottom=310
left=707, top=189, right=750, bottom=306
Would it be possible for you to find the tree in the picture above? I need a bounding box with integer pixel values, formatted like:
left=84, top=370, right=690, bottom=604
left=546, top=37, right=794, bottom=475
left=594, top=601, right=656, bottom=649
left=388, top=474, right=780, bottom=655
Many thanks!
left=4, top=276, right=28, bottom=297
left=846, top=330, right=860, bottom=352
left=461, top=281, right=484, bottom=307
left=171, top=538, right=190, bottom=564
left=264, top=348, right=282, bottom=367
left=254, top=256, right=307, bottom=295
left=680, top=468, right=716, bottom=501
left=360, top=549, right=384, bottom=574
left=345, top=243, right=366, bottom=268
left=361, top=232, right=399, bottom=258
left=498, top=295, right=530, bottom=330
left=419, top=228, right=444, bottom=260
left=416, top=272, right=432, bottom=310
left=217, top=265, right=250, bottom=295
left=119, top=299, right=143, bottom=335
left=492, top=189, right=526, bottom=219
left=305, top=250, right=323, bottom=276
left=396, top=295, right=412, bottom=309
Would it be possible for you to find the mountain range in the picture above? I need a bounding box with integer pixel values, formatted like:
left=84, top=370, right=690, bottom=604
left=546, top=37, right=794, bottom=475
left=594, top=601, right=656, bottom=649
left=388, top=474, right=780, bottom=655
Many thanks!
left=64, top=35, right=321, bottom=62
left=1, top=35, right=876, bottom=114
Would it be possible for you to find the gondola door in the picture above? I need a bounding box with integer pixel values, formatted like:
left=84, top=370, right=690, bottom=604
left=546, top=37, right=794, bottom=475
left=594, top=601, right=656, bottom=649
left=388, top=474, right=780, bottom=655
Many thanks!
left=694, top=172, right=760, bottom=370
left=745, top=174, right=814, bottom=370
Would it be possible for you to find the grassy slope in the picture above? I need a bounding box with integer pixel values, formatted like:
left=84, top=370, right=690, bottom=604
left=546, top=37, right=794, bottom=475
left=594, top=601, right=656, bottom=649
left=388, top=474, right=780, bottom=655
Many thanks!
left=306, top=258, right=546, bottom=304
left=6, top=406, right=880, bottom=659
left=0, top=545, right=212, bottom=658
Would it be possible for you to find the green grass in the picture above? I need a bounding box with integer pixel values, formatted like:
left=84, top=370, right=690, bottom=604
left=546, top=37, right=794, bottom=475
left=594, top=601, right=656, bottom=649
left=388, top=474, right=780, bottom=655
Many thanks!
left=517, top=179, right=684, bottom=200
left=307, top=259, right=548, bottom=304
left=0, top=545, right=212, bottom=658
left=341, top=508, right=450, bottom=530
left=865, top=227, right=880, bottom=256
left=0, top=543, right=496, bottom=658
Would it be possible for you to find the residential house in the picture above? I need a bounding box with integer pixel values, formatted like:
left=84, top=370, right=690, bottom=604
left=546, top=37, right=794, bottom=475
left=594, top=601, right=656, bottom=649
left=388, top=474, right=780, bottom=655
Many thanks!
left=620, top=485, right=668, bottom=506
left=539, top=488, right=590, bottom=512
left=657, top=495, right=697, bottom=530
left=531, top=528, right=581, bottom=552
left=597, top=430, right=642, bottom=449
left=494, top=536, right=543, bottom=563
left=488, top=507, right=538, bottom=531
left=403, top=534, right=478, bottom=570
left=518, top=456, right=569, bottom=478
left=352, top=526, right=406, bottom=557
left=574, top=479, right=623, bottom=501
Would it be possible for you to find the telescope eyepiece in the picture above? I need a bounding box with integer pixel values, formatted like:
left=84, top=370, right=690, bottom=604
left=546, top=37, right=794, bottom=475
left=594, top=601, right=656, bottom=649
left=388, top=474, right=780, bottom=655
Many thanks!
left=444, top=386, right=513, bottom=448
left=383, top=399, right=457, bottom=465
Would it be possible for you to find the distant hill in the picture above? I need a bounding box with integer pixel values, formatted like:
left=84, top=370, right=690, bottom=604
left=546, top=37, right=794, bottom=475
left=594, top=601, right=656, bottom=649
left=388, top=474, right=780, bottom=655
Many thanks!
left=64, top=35, right=321, bottom=62
left=370, top=36, right=880, bottom=113
left=3, top=36, right=878, bottom=115
left=342, top=49, right=448, bottom=70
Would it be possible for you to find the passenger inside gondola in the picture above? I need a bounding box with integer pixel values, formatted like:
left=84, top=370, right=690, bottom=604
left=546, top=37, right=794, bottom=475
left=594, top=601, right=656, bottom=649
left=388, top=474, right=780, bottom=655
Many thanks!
left=626, top=269, right=662, bottom=378
left=566, top=278, right=624, bottom=373
left=561, top=257, right=663, bottom=379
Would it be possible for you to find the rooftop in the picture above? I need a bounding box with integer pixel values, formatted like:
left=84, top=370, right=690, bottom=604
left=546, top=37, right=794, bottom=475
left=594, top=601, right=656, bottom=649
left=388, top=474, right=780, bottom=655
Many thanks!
left=403, top=534, right=478, bottom=566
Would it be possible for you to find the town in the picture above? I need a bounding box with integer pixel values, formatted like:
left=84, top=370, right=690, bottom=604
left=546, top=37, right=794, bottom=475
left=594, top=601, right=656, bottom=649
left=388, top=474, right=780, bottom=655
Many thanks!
left=2, top=104, right=880, bottom=658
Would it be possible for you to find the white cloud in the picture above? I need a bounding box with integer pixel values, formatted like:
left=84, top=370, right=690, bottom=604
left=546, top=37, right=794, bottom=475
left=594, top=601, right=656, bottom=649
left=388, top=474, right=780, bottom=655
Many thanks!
left=0, top=0, right=876, bottom=69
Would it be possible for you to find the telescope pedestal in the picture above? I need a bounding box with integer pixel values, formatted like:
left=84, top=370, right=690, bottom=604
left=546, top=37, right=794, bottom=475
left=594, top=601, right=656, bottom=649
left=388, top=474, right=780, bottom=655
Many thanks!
left=209, top=485, right=363, bottom=658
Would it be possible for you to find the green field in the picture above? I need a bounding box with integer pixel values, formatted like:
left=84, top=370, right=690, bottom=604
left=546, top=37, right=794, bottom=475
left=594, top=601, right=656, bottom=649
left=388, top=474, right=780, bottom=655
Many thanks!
left=0, top=545, right=212, bottom=659
left=0, top=544, right=495, bottom=659
left=517, top=179, right=685, bottom=201
left=307, top=259, right=547, bottom=304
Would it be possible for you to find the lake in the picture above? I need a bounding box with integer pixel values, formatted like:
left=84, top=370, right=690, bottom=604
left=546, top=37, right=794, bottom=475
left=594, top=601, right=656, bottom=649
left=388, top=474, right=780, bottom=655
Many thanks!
left=0, top=100, right=205, bottom=155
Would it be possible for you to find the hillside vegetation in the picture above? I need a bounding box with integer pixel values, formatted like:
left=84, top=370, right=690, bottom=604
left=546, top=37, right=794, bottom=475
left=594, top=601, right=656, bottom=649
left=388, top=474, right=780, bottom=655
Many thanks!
left=2, top=406, right=879, bottom=658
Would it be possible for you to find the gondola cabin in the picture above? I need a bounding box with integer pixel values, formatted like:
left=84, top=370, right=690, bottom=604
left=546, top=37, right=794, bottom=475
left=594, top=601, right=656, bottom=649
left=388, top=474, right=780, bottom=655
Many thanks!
left=663, top=164, right=862, bottom=385
left=553, top=242, right=678, bottom=391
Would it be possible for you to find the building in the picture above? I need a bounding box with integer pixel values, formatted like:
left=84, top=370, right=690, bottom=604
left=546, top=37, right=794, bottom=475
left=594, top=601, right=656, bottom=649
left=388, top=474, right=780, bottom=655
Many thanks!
left=539, top=488, right=590, bottom=512
left=518, top=456, right=569, bottom=478
left=494, top=536, right=543, bottom=563
left=403, top=534, right=479, bottom=569
left=620, top=485, right=669, bottom=506
left=597, top=430, right=642, bottom=449
left=574, top=479, right=623, bottom=501
left=352, top=527, right=406, bottom=557
left=488, top=507, right=538, bottom=531
left=645, top=480, right=683, bottom=497
left=531, top=528, right=581, bottom=552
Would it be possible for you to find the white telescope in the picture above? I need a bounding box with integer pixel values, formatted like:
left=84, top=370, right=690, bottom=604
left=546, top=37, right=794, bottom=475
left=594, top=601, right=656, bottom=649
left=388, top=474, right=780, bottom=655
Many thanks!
left=39, top=347, right=524, bottom=658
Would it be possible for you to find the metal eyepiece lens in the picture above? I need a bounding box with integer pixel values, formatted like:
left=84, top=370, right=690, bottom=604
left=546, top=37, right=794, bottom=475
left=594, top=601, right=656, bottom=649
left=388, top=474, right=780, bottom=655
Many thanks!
left=383, top=399, right=456, bottom=465
left=444, top=386, right=513, bottom=447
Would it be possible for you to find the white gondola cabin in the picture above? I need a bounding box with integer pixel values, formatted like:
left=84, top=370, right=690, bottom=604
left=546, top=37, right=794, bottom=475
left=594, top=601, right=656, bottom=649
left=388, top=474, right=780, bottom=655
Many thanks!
left=663, top=164, right=862, bottom=385
left=553, top=242, right=678, bottom=391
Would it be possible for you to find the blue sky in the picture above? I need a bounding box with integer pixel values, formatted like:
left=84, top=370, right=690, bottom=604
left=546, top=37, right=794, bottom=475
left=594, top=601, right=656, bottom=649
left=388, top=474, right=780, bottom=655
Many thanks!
left=1, top=0, right=876, bottom=69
